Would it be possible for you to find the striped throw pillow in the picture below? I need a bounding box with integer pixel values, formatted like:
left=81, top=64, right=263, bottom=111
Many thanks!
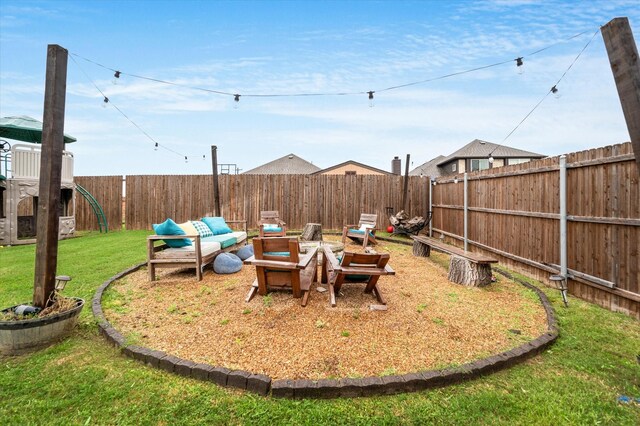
left=191, top=220, right=213, bottom=238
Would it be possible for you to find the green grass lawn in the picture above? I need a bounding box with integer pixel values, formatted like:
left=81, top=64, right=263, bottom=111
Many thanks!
left=1, top=231, right=639, bottom=425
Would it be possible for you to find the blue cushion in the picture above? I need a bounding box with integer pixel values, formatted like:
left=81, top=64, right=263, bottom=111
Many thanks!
left=349, top=229, right=375, bottom=238
left=236, top=245, right=254, bottom=260
left=263, top=224, right=282, bottom=232
left=153, top=219, right=192, bottom=248
left=263, top=251, right=290, bottom=257
left=202, top=217, right=233, bottom=235
left=213, top=253, right=243, bottom=274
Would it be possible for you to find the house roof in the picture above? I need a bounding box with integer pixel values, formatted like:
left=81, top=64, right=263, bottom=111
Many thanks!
left=243, top=153, right=321, bottom=174
left=409, top=155, right=446, bottom=177
left=436, top=139, right=545, bottom=166
left=312, top=160, right=392, bottom=175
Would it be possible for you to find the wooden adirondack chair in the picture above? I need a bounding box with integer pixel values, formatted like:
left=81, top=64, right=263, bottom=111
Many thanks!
left=244, top=237, right=317, bottom=307
left=258, top=210, right=287, bottom=237
left=321, top=246, right=395, bottom=307
left=341, top=213, right=378, bottom=248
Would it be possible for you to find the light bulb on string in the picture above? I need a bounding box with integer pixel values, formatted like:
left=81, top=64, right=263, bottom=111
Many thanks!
left=112, top=70, right=121, bottom=85
left=454, top=176, right=458, bottom=184
left=233, top=94, right=241, bottom=109
left=515, top=57, right=524, bottom=74
left=551, top=85, right=561, bottom=99
left=368, top=91, right=375, bottom=108
left=185, top=156, right=188, bottom=163
left=154, top=142, right=158, bottom=151
left=102, top=96, right=109, bottom=108
left=202, top=155, right=206, bottom=161
left=488, top=155, right=494, bottom=164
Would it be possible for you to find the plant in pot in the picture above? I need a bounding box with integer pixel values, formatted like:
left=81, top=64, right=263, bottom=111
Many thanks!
left=0, top=45, right=84, bottom=355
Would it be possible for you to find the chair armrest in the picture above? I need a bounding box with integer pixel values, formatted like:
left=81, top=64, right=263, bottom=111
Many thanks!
left=244, top=258, right=300, bottom=270
left=298, top=250, right=316, bottom=268
left=322, top=246, right=342, bottom=270
left=384, top=264, right=395, bottom=275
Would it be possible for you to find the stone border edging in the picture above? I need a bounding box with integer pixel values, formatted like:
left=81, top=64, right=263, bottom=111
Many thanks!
left=93, top=253, right=558, bottom=398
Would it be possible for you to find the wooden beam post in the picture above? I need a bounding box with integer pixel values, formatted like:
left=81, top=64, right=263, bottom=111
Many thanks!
left=601, top=17, right=640, bottom=169
left=211, top=145, right=220, bottom=216
left=402, top=154, right=410, bottom=211
left=33, top=44, right=68, bottom=308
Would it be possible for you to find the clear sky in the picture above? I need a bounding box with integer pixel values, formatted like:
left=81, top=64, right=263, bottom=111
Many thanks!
left=1, top=0, right=638, bottom=176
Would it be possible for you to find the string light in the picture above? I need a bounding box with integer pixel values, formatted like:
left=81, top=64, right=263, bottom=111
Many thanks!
left=69, top=27, right=598, bottom=163
left=551, top=85, right=561, bottom=98
left=185, top=156, right=188, bottom=163
left=515, top=57, right=524, bottom=74
left=154, top=142, right=158, bottom=151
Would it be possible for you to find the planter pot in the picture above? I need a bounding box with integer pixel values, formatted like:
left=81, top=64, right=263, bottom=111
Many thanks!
left=0, top=297, right=84, bottom=355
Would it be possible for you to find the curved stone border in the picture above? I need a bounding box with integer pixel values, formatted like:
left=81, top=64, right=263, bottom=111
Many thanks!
left=93, top=254, right=558, bottom=398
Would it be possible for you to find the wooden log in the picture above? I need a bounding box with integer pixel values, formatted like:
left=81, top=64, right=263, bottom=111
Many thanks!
left=412, top=240, right=431, bottom=257
left=301, top=223, right=322, bottom=241
left=447, top=255, right=492, bottom=287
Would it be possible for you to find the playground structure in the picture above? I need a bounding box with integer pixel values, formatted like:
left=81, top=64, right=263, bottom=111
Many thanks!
left=0, top=141, right=77, bottom=245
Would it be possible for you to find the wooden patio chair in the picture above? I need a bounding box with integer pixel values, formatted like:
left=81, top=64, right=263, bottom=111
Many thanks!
left=321, top=246, right=395, bottom=307
left=244, top=237, right=317, bottom=307
left=341, top=213, right=378, bottom=248
left=258, top=210, right=287, bottom=237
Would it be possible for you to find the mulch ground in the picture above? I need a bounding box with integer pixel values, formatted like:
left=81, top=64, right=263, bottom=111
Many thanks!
left=104, top=237, right=547, bottom=380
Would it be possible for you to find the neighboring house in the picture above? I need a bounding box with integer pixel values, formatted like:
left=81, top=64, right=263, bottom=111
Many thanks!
left=410, top=139, right=545, bottom=178
left=312, top=160, right=393, bottom=176
left=242, top=153, right=321, bottom=174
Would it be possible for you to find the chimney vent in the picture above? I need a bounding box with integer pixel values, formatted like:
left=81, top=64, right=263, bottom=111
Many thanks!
left=392, top=156, right=401, bottom=175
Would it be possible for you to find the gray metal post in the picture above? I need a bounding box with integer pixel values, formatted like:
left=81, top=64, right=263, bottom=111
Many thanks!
left=559, top=155, right=567, bottom=278
left=463, top=173, right=468, bottom=251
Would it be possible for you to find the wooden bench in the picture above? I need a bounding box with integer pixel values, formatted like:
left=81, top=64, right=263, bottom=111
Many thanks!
left=411, top=235, right=498, bottom=287
left=147, top=220, right=247, bottom=282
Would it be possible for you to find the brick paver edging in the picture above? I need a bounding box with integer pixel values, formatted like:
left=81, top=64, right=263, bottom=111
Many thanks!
left=93, top=256, right=558, bottom=398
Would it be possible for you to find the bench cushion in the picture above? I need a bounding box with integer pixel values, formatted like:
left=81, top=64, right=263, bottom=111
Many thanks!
left=155, top=241, right=221, bottom=259
left=203, top=234, right=237, bottom=248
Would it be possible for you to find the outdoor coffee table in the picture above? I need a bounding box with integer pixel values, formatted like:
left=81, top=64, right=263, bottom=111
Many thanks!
left=299, top=240, right=344, bottom=255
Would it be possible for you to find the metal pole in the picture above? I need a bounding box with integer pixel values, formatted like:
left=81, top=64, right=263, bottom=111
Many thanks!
left=463, top=172, right=468, bottom=251
left=428, top=178, right=433, bottom=237
left=559, top=155, right=568, bottom=304
left=211, top=145, right=220, bottom=216
left=402, top=154, right=410, bottom=212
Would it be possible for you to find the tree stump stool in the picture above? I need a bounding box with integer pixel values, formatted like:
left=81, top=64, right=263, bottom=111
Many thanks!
left=447, top=255, right=492, bottom=287
left=301, top=223, right=323, bottom=241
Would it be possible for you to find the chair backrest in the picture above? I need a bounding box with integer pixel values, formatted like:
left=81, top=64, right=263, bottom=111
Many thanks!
left=260, top=210, right=281, bottom=224
left=340, top=251, right=389, bottom=270
left=252, top=237, right=300, bottom=263
left=358, top=213, right=378, bottom=229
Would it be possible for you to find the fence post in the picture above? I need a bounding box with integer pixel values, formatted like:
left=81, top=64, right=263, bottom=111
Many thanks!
left=429, top=177, right=434, bottom=237
left=463, top=172, right=468, bottom=251
left=559, top=155, right=567, bottom=279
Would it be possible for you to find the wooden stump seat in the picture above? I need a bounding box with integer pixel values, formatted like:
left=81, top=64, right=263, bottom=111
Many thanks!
left=411, top=235, right=498, bottom=287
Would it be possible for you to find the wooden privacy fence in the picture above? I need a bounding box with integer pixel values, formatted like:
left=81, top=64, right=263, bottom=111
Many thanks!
left=76, top=174, right=430, bottom=232
left=431, top=143, right=639, bottom=319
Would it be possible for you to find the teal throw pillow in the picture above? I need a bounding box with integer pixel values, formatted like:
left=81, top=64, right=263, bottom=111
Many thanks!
left=153, top=218, right=192, bottom=248
left=202, top=217, right=233, bottom=235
